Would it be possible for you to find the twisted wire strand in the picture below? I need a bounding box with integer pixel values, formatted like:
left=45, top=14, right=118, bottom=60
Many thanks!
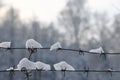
left=1, top=47, right=120, bottom=55
left=1, top=69, right=120, bottom=73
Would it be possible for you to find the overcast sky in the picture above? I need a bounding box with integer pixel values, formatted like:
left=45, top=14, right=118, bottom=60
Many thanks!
left=0, top=0, right=120, bottom=23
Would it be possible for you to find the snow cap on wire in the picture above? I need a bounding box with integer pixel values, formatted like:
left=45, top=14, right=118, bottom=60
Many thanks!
left=54, top=61, right=75, bottom=71
left=0, top=42, right=11, bottom=48
left=17, top=58, right=36, bottom=70
left=35, top=61, right=51, bottom=70
left=26, top=39, right=43, bottom=49
left=17, top=58, right=51, bottom=71
left=50, top=42, right=62, bottom=51
left=89, top=47, right=104, bottom=53
left=7, top=67, right=14, bottom=71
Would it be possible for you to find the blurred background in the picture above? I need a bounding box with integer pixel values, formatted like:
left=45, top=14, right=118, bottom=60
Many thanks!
left=0, top=0, right=120, bottom=80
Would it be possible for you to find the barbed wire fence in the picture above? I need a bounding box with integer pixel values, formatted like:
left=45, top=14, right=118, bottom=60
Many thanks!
left=0, top=47, right=120, bottom=80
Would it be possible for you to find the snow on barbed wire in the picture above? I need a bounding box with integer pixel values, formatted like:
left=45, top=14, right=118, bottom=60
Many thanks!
left=89, top=47, right=104, bottom=53
left=26, top=39, right=43, bottom=57
left=7, top=67, right=14, bottom=71
left=0, top=42, right=11, bottom=48
left=107, top=68, right=113, bottom=71
left=50, top=42, right=62, bottom=51
left=17, top=58, right=36, bottom=70
left=54, top=61, right=75, bottom=71
left=26, top=39, right=43, bottom=49
left=35, top=61, right=51, bottom=70
left=17, top=58, right=51, bottom=70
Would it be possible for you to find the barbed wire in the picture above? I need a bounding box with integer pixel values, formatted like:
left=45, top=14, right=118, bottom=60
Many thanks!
left=1, top=69, right=120, bottom=73
left=2, top=69, right=117, bottom=80
left=0, top=47, right=120, bottom=79
left=0, top=47, right=119, bottom=73
left=1, top=47, right=120, bottom=55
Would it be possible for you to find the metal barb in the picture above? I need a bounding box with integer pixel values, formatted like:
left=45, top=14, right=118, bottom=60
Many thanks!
left=100, top=52, right=106, bottom=59
left=84, top=66, right=89, bottom=77
left=56, top=48, right=62, bottom=52
left=9, top=69, right=15, bottom=80
left=107, top=68, right=113, bottom=77
left=21, top=67, right=32, bottom=80
left=79, top=50, right=84, bottom=55
left=61, top=67, right=66, bottom=79
left=28, top=48, right=37, bottom=60
left=36, top=68, right=44, bottom=80
left=36, top=68, right=43, bottom=80
left=28, top=48, right=37, bottom=54
left=58, top=48, right=62, bottom=50
left=61, top=69, right=66, bottom=80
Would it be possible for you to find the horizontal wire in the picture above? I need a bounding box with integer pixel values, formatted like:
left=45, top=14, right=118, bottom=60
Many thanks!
left=0, top=47, right=120, bottom=55
left=0, top=69, right=120, bottom=73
